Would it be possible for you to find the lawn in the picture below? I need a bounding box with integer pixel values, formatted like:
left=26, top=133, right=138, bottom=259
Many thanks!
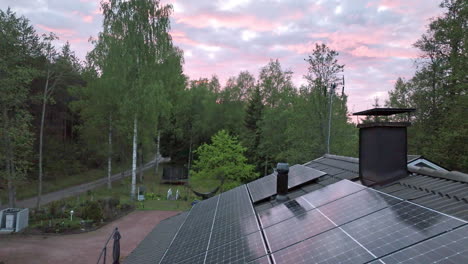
left=1, top=162, right=129, bottom=202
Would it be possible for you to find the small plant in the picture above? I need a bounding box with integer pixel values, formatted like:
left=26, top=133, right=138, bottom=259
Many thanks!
left=145, top=192, right=155, bottom=200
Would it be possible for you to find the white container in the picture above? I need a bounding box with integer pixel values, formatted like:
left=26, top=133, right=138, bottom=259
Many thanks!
left=5, top=214, right=14, bottom=229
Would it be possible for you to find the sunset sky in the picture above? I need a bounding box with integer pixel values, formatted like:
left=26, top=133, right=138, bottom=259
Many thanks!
left=1, top=0, right=444, bottom=112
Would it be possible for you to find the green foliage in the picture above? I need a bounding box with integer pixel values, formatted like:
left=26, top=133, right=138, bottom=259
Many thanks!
left=191, top=130, right=257, bottom=190
left=0, top=8, right=40, bottom=206
left=80, top=200, right=103, bottom=223
left=386, top=0, right=467, bottom=171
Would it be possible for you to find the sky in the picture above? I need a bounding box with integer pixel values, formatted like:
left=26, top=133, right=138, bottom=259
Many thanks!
left=1, top=0, right=444, bottom=113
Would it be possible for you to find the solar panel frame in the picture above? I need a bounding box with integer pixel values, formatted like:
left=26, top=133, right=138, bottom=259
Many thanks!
left=341, top=201, right=465, bottom=258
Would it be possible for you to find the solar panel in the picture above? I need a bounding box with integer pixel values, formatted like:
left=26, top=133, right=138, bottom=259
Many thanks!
left=258, top=197, right=314, bottom=228
left=272, top=228, right=374, bottom=264
left=377, top=225, right=468, bottom=263
left=318, top=188, right=402, bottom=225
left=247, top=173, right=276, bottom=202
left=302, top=179, right=365, bottom=207
left=210, top=215, right=259, bottom=245
left=287, top=164, right=326, bottom=187
left=204, top=231, right=267, bottom=264
left=341, top=201, right=464, bottom=258
left=248, top=256, right=271, bottom=264
left=263, top=208, right=336, bottom=252
left=160, top=196, right=220, bottom=264
left=248, top=165, right=326, bottom=203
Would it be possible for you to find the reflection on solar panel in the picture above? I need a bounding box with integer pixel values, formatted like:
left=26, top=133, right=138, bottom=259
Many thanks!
left=302, top=179, right=365, bottom=207
left=341, top=201, right=464, bottom=258
left=272, top=228, right=374, bottom=264
left=259, top=197, right=314, bottom=228
left=247, top=165, right=326, bottom=202
left=264, top=209, right=336, bottom=252
left=157, top=178, right=467, bottom=264
left=378, top=225, right=468, bottom=263
left=318, top=188, right=402, bottom=225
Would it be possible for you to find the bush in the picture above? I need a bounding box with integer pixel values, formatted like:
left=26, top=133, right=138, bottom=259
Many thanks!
left=80, top=201, right=103, bottom=223
left=98, top=197, right=120, bottom=220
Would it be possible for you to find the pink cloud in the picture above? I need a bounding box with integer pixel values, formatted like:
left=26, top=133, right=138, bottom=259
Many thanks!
left=72, top=11, right=94, bottom=23
left=36, top=24, right=77, bottom=38
left=350, top=45, right=417, bottom=59
left=174, top=12, right=278, bottom=31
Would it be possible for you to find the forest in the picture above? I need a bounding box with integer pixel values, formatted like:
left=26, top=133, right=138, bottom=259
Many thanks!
left=1, top=0, right=466, bottom=208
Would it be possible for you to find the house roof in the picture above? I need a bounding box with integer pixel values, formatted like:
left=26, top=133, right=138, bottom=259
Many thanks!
left=124, top=154, right=468, bottom=264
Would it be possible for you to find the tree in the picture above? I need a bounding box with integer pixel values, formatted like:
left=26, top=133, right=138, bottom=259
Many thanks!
left=190, top=130, right=256, bottom=191
left=386, top=0, right=467, bottom=171
left=302, top=43, right=345, bottom=154
left=304, top=43, right=344, bottom=96
left=94, top=0, right=176, bottom=198
left=243, top=86, right=263, bottom=172
left=0, top=9, right=41, bottom=207
left=257, top=60, right=295, bottom=174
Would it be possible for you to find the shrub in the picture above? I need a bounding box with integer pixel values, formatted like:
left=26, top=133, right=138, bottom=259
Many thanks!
left=80, top=201, right=103, bottom=223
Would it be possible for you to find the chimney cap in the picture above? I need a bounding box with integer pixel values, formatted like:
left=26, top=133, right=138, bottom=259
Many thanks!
left=276, top=163, right=289, bottom=173
left=353, top=107, right=415, bottom=116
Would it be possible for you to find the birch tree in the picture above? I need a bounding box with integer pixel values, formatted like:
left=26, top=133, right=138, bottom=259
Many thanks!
left=97, top=0, right=175, bottom=199
left=36, top=33, right=59, bottom=209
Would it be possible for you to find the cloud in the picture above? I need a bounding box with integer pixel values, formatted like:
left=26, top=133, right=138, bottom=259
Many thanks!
left=0, top=0, right=444, bottom=113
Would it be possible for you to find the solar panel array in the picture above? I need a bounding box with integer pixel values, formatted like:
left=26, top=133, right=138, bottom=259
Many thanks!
left=159, top=178, right=468, bottom=264
left=247, top=164, right=326, bottom=202
left=259, top=180, right=467, bottom=264
left=159, top=185, right=270, bottom=264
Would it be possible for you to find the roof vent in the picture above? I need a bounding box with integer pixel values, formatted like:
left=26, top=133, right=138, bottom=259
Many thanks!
left=353, top=108, right=415, bottom=186
left=276, top=163, right=289, bottom=201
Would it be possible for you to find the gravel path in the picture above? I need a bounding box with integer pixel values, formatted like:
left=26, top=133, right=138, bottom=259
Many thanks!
left=1, top=157, right=170, bottom=210
left=0, top=210, right=180, bottom=264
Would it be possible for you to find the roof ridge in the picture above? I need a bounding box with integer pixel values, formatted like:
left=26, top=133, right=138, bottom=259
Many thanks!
left=323, top=154, right=359, bottom=164
left=408, top=165, right=468, bottom=184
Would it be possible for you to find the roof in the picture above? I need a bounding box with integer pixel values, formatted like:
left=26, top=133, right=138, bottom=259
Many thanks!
left=125, top=154, right=468, bottom=264
left=353, top=107, right=416, bottom=116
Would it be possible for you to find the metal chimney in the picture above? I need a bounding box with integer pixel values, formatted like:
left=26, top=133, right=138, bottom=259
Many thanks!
left=276, top=163, right=289, bottom=201
left=353, top=108, right=415, bottom=186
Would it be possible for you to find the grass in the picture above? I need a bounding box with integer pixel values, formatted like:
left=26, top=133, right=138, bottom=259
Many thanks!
left=1, top=163, right=129, bottom=202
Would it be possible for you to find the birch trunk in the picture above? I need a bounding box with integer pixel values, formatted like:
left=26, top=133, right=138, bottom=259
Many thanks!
left=107, top=114, right=112, bottom=189
left=139, top=143, right=143, bottom=182
left=131, top=116, right=138, bottom=199
left=37, top=69, right=50, bottom=209
left=154, top=131, right=160, bottom=175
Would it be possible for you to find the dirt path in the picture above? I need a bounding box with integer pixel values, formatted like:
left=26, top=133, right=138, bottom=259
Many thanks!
left=0, top=210, right=180, bottom=264
left=1, top=157, right=170, bottom=210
